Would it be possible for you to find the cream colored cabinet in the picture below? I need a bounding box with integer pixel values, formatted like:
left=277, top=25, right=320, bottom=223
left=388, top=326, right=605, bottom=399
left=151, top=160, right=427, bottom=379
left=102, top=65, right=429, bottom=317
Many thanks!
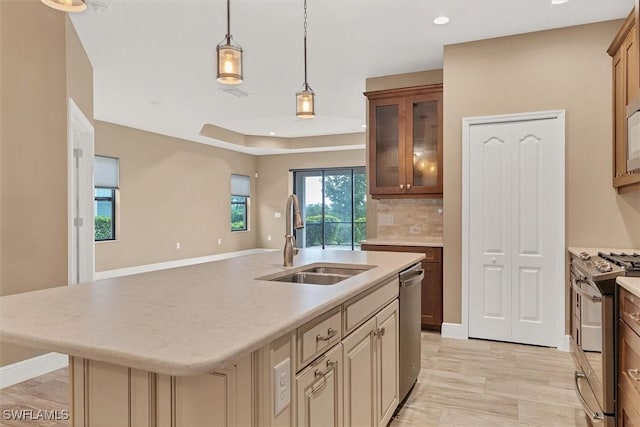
left=70, top=354, right=253, bottom=427
left=376, top=300, right=399, bottom=427
left=343, top=317, right=377, bottom=426
left=342, top=300, right=399, bottom=427
left=296, top=343, right=343, bottom=427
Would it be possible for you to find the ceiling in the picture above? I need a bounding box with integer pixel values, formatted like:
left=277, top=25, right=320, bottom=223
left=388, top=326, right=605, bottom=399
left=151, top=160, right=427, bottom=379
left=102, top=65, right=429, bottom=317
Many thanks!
left=71, top=0, right=634, bottom=154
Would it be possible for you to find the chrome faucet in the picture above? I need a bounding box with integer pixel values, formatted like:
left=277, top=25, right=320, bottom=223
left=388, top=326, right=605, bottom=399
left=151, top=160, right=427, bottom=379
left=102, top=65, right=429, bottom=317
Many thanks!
left=284, top=194, right=304, bottom=266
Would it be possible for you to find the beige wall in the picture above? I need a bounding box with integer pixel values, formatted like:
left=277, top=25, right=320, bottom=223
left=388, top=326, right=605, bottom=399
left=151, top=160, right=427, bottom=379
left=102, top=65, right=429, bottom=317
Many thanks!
left=443, top=20, right=640, bottom=324
left=0, top=0, right=68, bottom=365
left=65, top=16, right=93, bottom=122
left=94, top=122, right=258, bottom=271
left=256, top=149, right=365, bottom=249
left=364, top=69, right=445, bottom=239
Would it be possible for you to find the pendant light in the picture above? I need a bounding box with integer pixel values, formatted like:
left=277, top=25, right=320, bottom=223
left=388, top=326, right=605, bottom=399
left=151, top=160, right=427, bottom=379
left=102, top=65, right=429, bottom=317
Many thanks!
left=216, top=0, right=243, bottom=85
left=41, top=0, right=87, bottom=13
left=296, top=0, right=315, bottom=118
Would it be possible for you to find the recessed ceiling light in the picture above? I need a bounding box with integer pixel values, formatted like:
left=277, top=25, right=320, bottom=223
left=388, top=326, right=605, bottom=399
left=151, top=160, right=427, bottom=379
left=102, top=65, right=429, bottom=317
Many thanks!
left=269, top=132, right=276, bottom=136
left=433, top=16, right=450, bottom=25
left=551, top=0, right=568, bottom=4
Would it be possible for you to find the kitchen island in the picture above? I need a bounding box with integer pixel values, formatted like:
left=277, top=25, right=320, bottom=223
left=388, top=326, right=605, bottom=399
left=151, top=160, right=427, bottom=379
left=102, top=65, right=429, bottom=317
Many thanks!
left=0, top=249, right=423, bottom=427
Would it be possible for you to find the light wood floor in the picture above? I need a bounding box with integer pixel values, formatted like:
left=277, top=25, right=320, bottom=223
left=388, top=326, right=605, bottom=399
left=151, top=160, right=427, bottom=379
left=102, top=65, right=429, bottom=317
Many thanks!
left=0, top=332, right=589, bottom=427
left=390, top=332, right=590, bottom=427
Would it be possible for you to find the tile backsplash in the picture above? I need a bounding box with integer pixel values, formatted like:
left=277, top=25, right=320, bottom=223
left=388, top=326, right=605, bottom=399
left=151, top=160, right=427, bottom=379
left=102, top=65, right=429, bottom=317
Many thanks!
left=376, top=198, right=443, bottom=240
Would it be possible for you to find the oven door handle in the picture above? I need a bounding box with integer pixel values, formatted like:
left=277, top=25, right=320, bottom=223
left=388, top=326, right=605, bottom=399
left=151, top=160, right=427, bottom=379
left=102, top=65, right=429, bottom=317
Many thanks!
left=574, top=371, right=605, bottom=423
left=572, top=281, right=602, bottom=303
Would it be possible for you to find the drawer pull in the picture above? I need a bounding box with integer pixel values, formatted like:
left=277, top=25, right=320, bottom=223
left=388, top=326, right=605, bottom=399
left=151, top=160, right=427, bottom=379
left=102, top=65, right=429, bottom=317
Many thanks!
left=314, top=360, right=335, bottom=378
left=629, top=368, right=640, bottom=381
left=628, top=312, right=640, bottom=322
left=316, top=328, right=336, bottom=342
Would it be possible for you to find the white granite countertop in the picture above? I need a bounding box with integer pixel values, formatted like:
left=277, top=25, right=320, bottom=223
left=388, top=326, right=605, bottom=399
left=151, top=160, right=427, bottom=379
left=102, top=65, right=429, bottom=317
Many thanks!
left=0, top=249, right=423, bottom=376
left=567, top=247, right=639, bottom=258
left=361, top=238, right=444, bottom=248
left=618, top=277, right=640, bottom=298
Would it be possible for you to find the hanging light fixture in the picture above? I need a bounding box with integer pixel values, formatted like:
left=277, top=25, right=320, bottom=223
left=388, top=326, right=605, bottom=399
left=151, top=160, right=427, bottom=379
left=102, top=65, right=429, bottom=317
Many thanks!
left=296, top=0, right=315, bottom=118
left=41, top=0, right=87, bottom=13
left=216, top=0, right=243, bottom=85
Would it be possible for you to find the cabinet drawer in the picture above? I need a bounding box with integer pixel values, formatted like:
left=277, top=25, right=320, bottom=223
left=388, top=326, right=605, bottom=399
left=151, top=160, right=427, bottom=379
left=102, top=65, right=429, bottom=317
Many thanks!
left=298, top=307, right=342, bottom=370
left=343, top=277, right=399, bottom=335
left=620, top=319, right=640, bottom=402
left=362, top=244, right=442, bottom=262
left=619, top=380, right=640, bottom=427
left=621, top=288, right=640, bottom=336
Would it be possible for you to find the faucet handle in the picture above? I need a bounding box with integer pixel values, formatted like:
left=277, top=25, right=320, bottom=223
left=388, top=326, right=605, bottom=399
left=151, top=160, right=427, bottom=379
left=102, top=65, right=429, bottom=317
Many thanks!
left=292, top=235, right=299, bottom=256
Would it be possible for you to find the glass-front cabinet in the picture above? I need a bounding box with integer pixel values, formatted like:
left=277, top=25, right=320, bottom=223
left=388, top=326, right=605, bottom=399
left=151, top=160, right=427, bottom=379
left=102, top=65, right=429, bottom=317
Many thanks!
left=366, top=85, right=443, bottom=198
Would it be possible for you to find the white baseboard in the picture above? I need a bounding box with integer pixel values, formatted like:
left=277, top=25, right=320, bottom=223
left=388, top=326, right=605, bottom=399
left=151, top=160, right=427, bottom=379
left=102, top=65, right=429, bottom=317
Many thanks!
left=94, top=248, right=277, bottom=280
left=0, top=352, right=68, bottom=389
left=440, top=322, right=468, bottom=340
left=557, top=334, right=571, bottom=352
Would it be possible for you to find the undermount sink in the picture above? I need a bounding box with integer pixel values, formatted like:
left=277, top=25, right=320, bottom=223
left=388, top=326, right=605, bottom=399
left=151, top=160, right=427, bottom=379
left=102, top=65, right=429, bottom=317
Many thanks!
left=258, top=263, right=373, bottom=285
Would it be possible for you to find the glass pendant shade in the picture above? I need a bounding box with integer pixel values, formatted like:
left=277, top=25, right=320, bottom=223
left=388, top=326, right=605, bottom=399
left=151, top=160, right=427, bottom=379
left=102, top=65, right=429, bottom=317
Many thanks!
left=216, top=40, right=243, bottom=85
left=41, top=0, right=87, bottom=13
left=296, top=85, right=315, bottom=119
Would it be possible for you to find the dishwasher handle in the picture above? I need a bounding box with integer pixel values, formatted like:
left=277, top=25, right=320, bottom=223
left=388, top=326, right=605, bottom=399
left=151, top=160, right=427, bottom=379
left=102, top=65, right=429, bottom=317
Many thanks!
left=400, top=266, right=425, bottom=286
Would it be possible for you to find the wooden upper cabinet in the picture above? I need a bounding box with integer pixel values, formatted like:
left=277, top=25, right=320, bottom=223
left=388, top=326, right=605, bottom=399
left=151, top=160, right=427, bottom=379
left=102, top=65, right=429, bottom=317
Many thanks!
left=609, top=11, right=640, bottom=193
left=365, top=85, right=443, bottom=198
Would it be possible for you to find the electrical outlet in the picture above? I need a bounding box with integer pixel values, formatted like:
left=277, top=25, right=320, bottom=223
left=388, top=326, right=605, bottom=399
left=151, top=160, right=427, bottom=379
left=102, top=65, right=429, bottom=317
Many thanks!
left=217, top=238, right=222, bottom=245
left=438, top=208, right=443, bottom=215
left=379, top=214, right=394, bottom=225
left=176, top=242, right=181, bottom=250
left=273, top=358, right=290, bottom=416
left=409, top=226, right=421, bottom=235
left=274, top=212, right=281, bottom=218
left=267, top=235, right=272, bottom=241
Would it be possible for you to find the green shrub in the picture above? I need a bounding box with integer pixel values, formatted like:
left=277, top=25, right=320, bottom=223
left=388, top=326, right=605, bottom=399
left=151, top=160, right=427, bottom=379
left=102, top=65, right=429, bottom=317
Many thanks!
left=95, top=216, right=113, bottom=240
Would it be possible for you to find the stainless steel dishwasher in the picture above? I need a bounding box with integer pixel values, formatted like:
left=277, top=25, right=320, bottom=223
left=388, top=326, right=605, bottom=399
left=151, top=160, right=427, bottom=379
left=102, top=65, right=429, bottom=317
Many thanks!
left=398, top=263, right=424, bottom=403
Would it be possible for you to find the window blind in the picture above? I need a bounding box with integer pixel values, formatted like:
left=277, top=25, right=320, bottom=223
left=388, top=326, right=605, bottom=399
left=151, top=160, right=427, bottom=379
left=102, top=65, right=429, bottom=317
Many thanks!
left=231, top=174, right=250, bottom=197
left=94, top=156, right=119, bottom=188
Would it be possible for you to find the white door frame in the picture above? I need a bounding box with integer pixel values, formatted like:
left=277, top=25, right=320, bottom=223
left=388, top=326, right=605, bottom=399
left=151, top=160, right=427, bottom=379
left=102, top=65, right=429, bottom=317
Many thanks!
left=67, top=98, right=95, bottom=285
left=461, top=110, right=567, bottom=350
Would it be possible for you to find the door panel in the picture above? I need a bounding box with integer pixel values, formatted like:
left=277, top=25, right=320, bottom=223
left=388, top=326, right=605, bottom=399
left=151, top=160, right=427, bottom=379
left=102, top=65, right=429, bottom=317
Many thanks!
left=510, top=121, right=558, bottom=346
left=469, top=117, right=561, bottom=347
left=469, top=124, right=512, bottom=340
left=376, top=300, right=399, bottom=427
left=343, top=318, right=376, bottom=427
left=297, top=344, right=343, bottom=427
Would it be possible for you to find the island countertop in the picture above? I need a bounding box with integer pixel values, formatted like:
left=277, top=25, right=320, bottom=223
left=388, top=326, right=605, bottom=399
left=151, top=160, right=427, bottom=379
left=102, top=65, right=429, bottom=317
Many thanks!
left=0, top=249, right=423, bottom=376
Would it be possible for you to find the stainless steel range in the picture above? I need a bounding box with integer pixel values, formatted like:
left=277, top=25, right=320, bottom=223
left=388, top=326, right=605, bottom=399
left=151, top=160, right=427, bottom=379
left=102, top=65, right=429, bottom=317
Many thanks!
left=570, top=251, right=640, bottom=426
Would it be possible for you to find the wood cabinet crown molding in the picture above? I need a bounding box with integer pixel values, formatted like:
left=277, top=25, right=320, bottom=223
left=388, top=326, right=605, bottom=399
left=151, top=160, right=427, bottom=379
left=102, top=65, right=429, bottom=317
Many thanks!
left=364, top=83, right=444, bottom=100
left=608, top=11, right=635, bottom=56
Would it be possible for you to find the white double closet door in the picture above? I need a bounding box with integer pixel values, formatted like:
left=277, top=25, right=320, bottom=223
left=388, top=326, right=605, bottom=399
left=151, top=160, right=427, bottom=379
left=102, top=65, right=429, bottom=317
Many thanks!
left=468, top=115, right=563, bottom=347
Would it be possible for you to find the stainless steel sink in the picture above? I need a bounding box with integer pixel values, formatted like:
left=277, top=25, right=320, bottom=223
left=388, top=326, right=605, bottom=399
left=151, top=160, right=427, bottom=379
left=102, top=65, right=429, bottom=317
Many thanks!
left=258, top=263, right=373, bottom=285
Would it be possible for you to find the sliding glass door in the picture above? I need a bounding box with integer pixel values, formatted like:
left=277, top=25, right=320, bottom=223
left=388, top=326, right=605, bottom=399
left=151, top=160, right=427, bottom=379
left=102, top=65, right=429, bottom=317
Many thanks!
left=293, top=167, right=366, bottom=250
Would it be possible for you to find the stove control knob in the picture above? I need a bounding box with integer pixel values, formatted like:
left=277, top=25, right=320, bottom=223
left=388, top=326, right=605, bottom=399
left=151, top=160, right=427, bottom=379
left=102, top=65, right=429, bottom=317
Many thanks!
left=579, top=252, right=591, bottom=261
left=596, top=262, right=612, bottom=272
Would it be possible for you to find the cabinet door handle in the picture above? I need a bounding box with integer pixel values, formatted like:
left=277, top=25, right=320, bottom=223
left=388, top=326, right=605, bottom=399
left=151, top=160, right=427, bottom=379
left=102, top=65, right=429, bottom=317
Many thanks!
left=374, top=327, right=386, bottom=338
left=629, top=368, right=640, bottom=381
left=316, top=328, right=336, bottom=342
left=314, top=360, right=335, bottom=378
left=628, top=312, right=640, bottom=323
left=400, top=184, right=404, bottom=190
left=407, top=183, right=411, bottom=190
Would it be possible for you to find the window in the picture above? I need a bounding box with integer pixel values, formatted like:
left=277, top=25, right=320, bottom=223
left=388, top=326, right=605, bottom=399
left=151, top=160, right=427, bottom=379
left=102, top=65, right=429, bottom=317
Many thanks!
left=94, top=156, right=119, bottom=241
left=293, top=167, right=366, bottom=250
left=231, top=174, right=250, bottom=231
